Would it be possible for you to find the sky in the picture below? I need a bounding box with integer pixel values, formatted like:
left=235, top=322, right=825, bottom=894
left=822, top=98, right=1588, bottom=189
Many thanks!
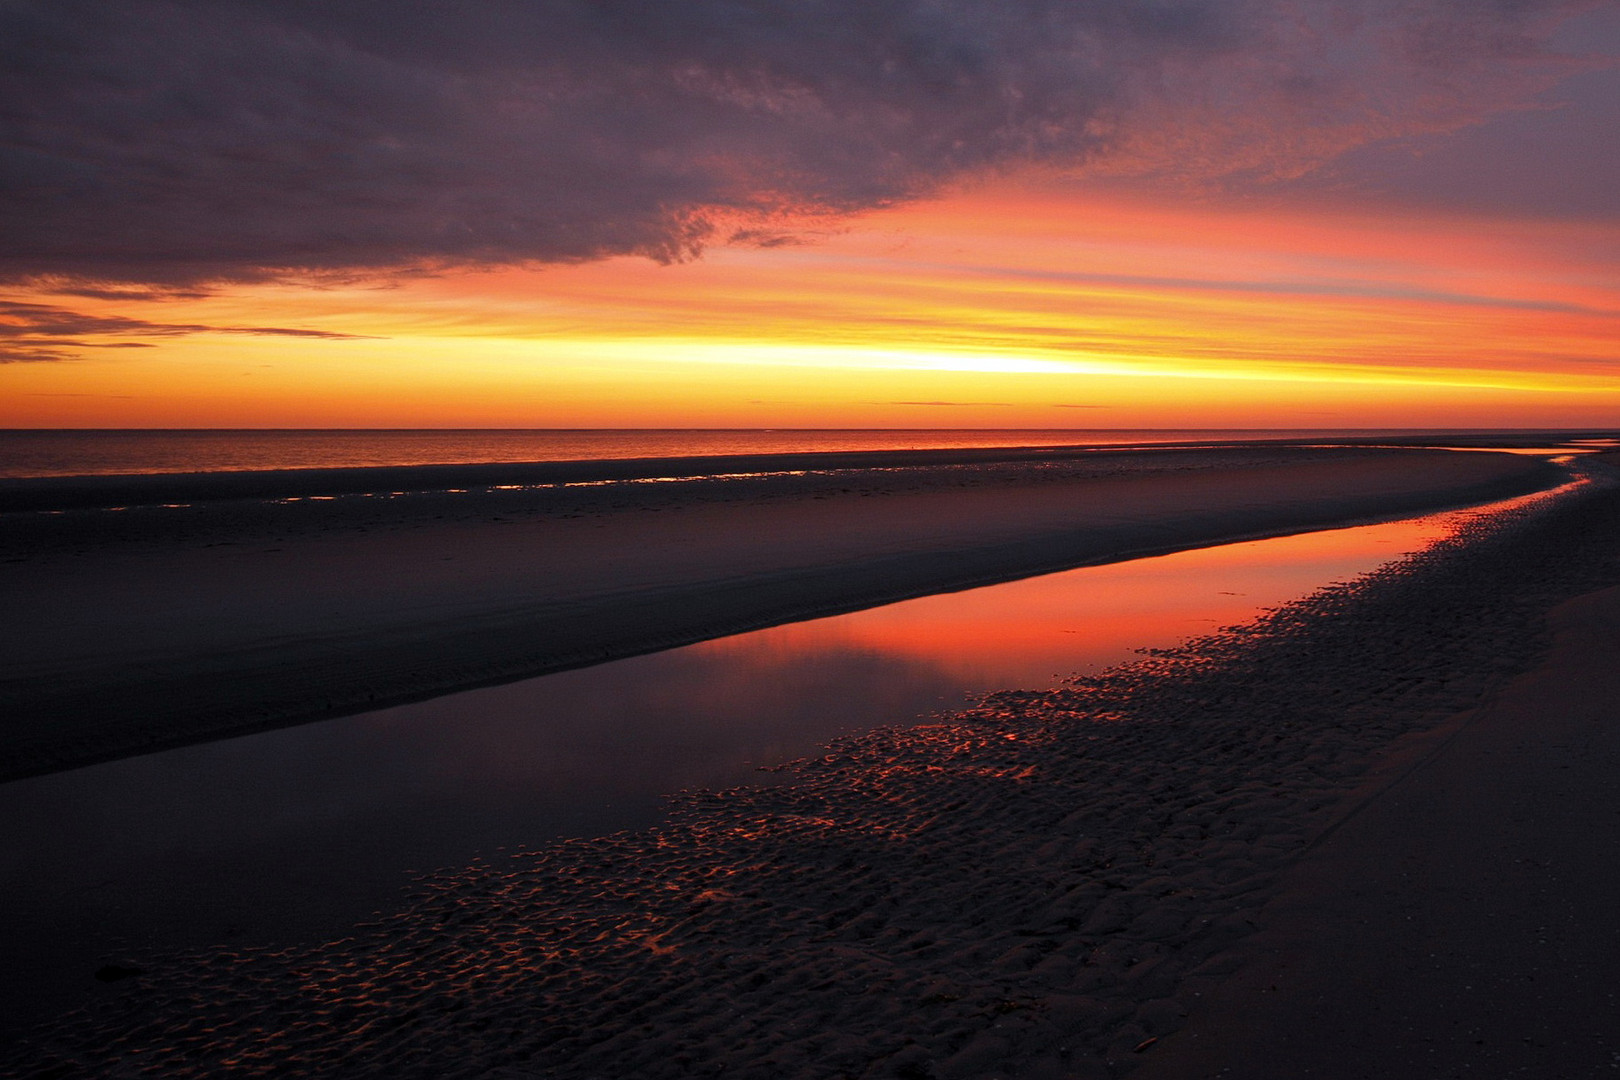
left=2, top=0, right=1617, bottom=430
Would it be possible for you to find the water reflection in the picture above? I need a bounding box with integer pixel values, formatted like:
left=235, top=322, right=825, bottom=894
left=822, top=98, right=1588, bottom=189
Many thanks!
left=0, top=510, right=1456, bottom=1028
left=714, top=515, right=1450, bottom=688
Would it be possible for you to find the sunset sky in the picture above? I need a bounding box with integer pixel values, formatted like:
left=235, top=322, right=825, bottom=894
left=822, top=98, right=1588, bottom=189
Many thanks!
left=2, top=0, right=1616, bottom=429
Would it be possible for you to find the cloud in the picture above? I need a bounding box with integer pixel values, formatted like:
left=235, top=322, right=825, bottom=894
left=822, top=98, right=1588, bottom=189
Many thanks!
left=0, top=346, right=79, bottom=364
left=45, top=284, right=217, bottom=302
left=0, top=299, right=374, bottom=361
left=943, top=261, right=1618, bottom=315
left=0, top=0, right=1604, bottom=286
left=885, top=400, right=1019, bottom=407
left=1282, top=47, right=1620, bottom=219
left=728, top=229, right=817, bottom=249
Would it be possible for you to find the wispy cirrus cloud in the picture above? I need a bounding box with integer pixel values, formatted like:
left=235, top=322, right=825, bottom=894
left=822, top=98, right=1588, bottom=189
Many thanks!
left=0, top=0, right=1605, bottom=287
left=0, top=300, right=374, bottom=362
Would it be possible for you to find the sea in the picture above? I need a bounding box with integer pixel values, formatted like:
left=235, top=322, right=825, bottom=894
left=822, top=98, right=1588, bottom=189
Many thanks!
left=0, top=427, right=1436, bottom=479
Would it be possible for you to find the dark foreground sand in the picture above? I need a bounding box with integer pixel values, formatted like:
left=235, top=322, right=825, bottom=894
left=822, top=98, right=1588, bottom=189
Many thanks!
left=5, top=453, right=1620, bottom=1077
left=1135, top=580, right=1620, bottom=1077
left=0, top=445, right=1561, bottom=781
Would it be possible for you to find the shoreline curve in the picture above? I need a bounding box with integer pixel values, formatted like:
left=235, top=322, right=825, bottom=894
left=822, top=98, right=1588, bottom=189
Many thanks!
left=0, top=445, right=1570, bottom=782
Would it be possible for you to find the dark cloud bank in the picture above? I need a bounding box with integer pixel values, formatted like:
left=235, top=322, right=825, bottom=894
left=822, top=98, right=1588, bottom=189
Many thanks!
left=0, top=0, right=1608, bottom=290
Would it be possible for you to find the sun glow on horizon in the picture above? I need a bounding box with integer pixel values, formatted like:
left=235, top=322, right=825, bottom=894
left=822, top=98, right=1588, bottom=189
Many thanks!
left=4, top=179, right=1617, bottom=430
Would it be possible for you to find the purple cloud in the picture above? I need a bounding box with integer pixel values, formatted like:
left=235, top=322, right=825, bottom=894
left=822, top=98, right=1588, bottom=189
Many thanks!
left=0, top=0, right=1606, bottom=286
left=0, top=299, right=373, bottom=361
left=1284, top=52, right=1620, bottom=219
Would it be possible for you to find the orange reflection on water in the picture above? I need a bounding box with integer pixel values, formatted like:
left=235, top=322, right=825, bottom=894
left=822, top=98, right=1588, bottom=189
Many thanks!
left=696, top=515, right=1452, bottom=690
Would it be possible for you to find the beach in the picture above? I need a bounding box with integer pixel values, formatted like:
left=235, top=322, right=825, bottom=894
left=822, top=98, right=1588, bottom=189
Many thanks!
left=1135, top=567, right=1620, bottom=1076
left=0, top=444, right=1562, bottom=782
left=4, top=445, right=1619, bottom=1076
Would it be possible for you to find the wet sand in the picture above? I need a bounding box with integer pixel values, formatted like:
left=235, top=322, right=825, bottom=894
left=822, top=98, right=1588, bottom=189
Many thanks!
left=5, top=453, right=1618, bottom=1077
left=0, top=445, right=1561, bottom=781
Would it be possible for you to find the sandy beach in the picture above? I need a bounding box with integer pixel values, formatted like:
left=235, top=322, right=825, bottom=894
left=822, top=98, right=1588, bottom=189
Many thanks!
left=1134, top=574, right=1620, bottom=1077
left=0, top=445, right=1562, bottom=782
left=4, top=448, right=1618, bottom=1077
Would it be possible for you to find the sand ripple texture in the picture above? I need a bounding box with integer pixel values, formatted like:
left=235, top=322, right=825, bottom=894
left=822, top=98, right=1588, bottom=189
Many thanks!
left=11, top=470, right=1620, bottom=1080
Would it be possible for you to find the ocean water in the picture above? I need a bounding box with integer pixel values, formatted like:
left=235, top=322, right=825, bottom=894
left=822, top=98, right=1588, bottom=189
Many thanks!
left=0, top=428, right=1411, bottom=479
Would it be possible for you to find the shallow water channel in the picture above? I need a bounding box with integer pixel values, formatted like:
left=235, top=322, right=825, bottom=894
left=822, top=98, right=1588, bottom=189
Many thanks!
left=1, top=506, right=1472, bottom=1029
